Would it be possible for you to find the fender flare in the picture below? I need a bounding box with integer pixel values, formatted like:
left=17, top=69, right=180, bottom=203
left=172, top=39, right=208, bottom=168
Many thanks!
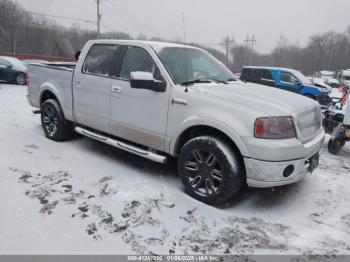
left=39, top=82, right=63, bottom=107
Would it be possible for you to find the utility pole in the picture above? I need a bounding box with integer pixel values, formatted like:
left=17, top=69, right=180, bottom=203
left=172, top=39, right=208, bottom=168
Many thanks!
left=244, top=35, right=257, bottom=65
left=221, top=36, right=235, bottom=66
left=249, top=35, right=257, bottom=65
left=95, top=0, right=102, bottom=38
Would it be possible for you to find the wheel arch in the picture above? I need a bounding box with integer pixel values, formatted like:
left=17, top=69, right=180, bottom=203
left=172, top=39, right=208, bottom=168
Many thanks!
left=39, top=85, right=71, bottom=120
left=171, top=123, right=249, bottom=159
left=40, top=89, right=59, bottom=106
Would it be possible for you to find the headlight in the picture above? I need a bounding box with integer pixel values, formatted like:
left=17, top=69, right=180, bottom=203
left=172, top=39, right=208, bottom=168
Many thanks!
left=255, top=116, right=296, bottom=139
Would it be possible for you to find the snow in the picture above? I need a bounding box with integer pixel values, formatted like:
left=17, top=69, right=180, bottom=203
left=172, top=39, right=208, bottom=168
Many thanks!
left=1, top=84, right=350, bottom=255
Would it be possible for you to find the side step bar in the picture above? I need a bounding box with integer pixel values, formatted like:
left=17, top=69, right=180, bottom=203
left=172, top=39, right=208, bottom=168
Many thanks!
left=75, top=127, right=167, bottom=164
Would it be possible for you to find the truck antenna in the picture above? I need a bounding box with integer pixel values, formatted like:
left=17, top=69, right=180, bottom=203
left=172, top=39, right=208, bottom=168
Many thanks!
left=182, top=13, right=188, bottom=93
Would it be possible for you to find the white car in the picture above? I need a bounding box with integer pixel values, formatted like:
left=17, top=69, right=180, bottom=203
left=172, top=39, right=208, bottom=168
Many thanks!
left=336, top=69, right=350, bottom=88
left=27, top=40, right=325, bottom=205
left=309, top=77, right=332, bottom=94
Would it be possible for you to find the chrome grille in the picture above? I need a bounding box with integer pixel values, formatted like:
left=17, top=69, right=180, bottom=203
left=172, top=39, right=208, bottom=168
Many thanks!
left=296, top=106, right=322, bottom=143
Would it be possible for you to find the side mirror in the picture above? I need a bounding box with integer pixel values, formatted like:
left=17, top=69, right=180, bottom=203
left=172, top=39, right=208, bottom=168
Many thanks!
left=130, top=71, right=166, bottom=92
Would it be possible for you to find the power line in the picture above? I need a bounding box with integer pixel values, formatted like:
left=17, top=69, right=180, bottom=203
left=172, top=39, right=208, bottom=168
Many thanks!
left=106, top=2, right=146, bottom=33
left=27, top=11, right=96, bottom=24
left=106, top=1, right=156, bottom=35
left=1, top=20, right=95, bottom=34
left=112, top=0, right=155, bottom=33
left=244, top=35, right=257, bottom=65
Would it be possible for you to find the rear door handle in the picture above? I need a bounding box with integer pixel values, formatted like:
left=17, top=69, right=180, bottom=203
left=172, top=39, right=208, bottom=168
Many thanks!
left=111, top=86, right=122, bottom=94
left=75, top=80, right=84, bottom=89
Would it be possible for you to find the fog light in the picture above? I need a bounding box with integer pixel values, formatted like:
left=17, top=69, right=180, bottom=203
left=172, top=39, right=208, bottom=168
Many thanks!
left=283, top=165, right=294, bottom=177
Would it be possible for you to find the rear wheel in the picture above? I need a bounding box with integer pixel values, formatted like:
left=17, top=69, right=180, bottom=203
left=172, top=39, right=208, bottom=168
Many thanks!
left=41, top=99, right=73, bottom=141
left=16, top=73, right=26, bottom=85
left=178, top=136, right=244, bottom=205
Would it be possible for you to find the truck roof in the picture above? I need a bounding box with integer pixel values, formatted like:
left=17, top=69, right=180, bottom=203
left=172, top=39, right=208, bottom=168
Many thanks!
left=86, top=39, right=200, bottom=52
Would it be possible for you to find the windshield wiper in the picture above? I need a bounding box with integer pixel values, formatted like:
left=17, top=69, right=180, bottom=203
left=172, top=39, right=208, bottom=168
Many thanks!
left=180, top=78, right=230, bottom=86
left=180, top=79, right=212, bottom=86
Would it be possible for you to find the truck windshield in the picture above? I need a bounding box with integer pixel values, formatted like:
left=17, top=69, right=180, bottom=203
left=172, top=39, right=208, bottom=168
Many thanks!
left=157, top=47, right=237, bottom=85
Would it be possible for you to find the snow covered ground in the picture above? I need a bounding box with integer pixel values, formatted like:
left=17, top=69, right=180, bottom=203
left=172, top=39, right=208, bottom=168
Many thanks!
left=0, top=84, right=350, bottom=256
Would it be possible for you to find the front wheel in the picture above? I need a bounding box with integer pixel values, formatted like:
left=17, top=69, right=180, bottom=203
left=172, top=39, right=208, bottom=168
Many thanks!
left=41, top=99, right=73, bottom=141
left=178, top=136, right=244, bottom=205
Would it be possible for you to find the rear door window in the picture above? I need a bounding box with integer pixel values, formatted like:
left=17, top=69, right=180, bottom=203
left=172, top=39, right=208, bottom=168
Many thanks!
left=82, top=44, right=119, bottom=76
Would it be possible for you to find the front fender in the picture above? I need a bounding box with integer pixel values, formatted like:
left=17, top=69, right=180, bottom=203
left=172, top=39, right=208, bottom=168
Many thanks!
left=169, top=116, right=250, bottom=157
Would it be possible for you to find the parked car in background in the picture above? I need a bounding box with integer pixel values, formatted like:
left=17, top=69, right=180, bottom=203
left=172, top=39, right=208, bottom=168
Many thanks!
left=325, top=77, right=340, bottom=89
left=309, top=77, right=332, bottom=94
left=27, top=40, right=324, bottom=205
left=240, top=66, right=332, bottom=106
left=315, top=70, right=340, bottom=89
left=317, top=70, right=334, bottom=80
left=335, top=69, right=350, bottom=88
left=0, top=56, right=27, bottom=85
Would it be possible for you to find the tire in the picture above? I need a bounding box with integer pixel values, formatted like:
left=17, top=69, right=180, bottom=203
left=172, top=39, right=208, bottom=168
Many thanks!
left=178, top=136, right=244, bottom=205
left=16, top=73, right=26, bottom=85
left=328, top=138, right=345, bottom=155
left=41, top=99, right=73, bottom=141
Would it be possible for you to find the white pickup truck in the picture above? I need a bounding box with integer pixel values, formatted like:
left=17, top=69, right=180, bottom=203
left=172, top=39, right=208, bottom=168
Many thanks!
left=27, top=40, right=325, bottom=205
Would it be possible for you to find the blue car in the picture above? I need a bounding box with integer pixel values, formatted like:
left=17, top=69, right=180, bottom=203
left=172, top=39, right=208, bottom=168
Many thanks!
left=240, top=66, right=332, bottom=106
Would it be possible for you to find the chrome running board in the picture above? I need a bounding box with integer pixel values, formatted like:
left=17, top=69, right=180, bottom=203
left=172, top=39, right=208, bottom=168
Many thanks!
left=75, top=127, right=167, bottom=164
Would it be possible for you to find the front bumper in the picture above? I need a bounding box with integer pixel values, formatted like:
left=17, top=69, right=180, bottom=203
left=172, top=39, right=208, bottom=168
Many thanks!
left=245, top=153, right=319, bottom=188
left=244, top=129, right=325, bottom=188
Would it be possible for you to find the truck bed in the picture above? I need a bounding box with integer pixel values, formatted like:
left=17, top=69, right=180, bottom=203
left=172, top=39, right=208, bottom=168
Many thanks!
left=27, top=63, right=75, bottom=121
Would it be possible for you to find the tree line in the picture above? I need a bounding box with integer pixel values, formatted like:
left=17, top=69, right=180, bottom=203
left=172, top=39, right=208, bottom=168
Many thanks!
left=0, top=0, right=349, bottom=74
left=228, top=31, right=350, bottom=74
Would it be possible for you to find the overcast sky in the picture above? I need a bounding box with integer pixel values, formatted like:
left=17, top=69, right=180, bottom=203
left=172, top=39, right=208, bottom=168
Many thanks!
left=15, top=0, right=350, bottom=53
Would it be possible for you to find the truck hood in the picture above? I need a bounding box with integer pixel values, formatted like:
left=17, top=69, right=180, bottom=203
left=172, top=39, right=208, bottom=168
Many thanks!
left=191, top=81, right=317, bottom=116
